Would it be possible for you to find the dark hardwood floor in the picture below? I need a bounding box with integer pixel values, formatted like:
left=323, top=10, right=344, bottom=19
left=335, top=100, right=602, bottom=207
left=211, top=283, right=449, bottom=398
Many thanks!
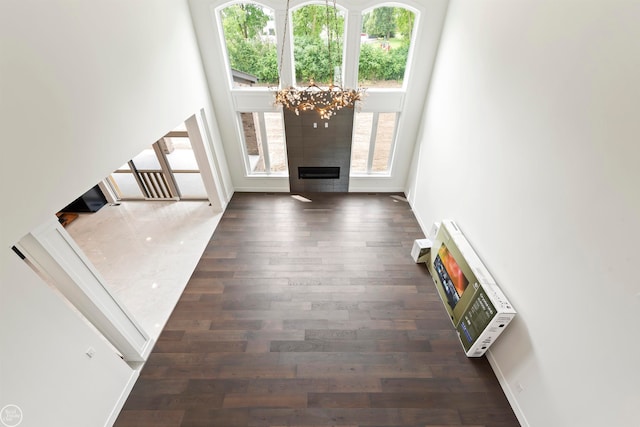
left=115, top=192, right=519, bottom=427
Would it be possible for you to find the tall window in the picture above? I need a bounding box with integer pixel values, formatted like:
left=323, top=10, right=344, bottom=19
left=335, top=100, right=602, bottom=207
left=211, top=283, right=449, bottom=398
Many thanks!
left=292, top=4, right=345, bottom=86
left=217, top=2, right=418, bottom=178
left=219, top=3, right=278, bottom=87
left=351, top=112, right=397, bottom=174
left=240, top=112, right=287, bottom=174
left=359, top=7, right=415, bottom=88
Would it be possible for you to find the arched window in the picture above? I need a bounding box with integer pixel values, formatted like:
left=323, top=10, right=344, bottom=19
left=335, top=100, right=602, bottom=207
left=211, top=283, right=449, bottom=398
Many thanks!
left=215, top=1, right=420, bottom=177
left=359, top=6, right=416, bottom=88
left=292, top=3, right=346, bottom=86
left=219, top=2, right=277, bottom=87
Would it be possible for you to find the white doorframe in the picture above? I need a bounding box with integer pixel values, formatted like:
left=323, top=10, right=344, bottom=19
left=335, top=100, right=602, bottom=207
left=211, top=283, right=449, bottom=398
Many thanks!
left=16, top=217, right=153, bottom=364
left=185, top=110, right=224, bottom=212
left=98, top=180, right=118, bottom=204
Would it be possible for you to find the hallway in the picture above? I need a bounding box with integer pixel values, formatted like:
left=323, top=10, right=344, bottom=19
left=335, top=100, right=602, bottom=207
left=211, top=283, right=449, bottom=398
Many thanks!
left=114, top=193, right=518, bottom=427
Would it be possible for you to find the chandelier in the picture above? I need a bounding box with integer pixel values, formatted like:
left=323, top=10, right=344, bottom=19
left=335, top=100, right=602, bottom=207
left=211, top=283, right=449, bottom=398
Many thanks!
left=275, top=80, right=364, bottom=120
left=274, top=0, right=365, bottom=119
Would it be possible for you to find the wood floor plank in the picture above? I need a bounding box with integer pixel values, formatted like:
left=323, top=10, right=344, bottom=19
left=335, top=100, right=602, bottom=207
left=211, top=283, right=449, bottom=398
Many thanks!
left=223, top=393, right=308, bottom=408
left=115, top=193, right=519, bottom=427
left=115, top=410, right=184, bottom=427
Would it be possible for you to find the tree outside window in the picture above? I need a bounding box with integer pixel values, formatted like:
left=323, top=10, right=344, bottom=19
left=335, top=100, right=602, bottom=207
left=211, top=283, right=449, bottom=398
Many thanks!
left=359, top=7, right=415, bottom=88
left=292, top=4, right=345, bottom=86
left=220, top=3, right=278, bottom=87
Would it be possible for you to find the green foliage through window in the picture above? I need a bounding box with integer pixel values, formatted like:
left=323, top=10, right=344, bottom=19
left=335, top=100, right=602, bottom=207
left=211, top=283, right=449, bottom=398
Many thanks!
left=359, top=43, right=409, bottom=82
left=221, top=3, right=277, bottom=85
left=220, top=3, right=415, bottom=88
left=359, top=7, right=415, bottom=87
left=364, top=7, right=395, bottom=39
left=293, top=36, right=343, bottom=84
left=292, top=5, right=345, bottom=85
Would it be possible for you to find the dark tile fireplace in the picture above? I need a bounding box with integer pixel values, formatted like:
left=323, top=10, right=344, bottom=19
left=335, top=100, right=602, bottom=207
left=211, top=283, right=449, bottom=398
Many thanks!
left=284, top=108, right=354, bottom=192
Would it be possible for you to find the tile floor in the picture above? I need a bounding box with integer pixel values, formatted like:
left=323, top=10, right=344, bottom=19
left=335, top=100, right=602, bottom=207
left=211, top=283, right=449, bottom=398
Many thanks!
left=65, top=200, right=221, bottom=340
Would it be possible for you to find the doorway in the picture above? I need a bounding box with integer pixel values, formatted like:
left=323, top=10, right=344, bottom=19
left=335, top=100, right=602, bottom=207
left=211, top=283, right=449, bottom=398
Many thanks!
left=106, top=124, right=208, bottom=201
left=43, top=111, right=225, bottom=340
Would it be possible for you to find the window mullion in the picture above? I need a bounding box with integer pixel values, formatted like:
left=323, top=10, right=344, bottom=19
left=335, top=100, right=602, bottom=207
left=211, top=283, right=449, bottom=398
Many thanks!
left=385, top=113, right=398, bottom=172
left=275, top=8, right=294, bottom=87
left=343, top=11, right=362, bottom=89
left=366, top=112, right=379, bottom=173
left=258, top=112, right=271, bottom=173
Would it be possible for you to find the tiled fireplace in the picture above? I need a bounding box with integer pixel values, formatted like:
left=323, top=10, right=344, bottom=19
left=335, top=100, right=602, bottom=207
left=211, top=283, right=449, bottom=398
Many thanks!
left=284, top=108, right=354, bottom=192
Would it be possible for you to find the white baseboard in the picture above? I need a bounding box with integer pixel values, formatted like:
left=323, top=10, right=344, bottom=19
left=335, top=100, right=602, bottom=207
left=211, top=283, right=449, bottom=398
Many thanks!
left=232, top=186, right=290, bottom=192
left=407, top=197, right=528, bottom=426
left=486, top=349, right=530, bottom=427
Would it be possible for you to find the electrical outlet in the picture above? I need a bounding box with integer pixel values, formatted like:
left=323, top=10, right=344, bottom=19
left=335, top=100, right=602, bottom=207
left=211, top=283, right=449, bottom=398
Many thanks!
left=85, top=347, right=96, bottom=359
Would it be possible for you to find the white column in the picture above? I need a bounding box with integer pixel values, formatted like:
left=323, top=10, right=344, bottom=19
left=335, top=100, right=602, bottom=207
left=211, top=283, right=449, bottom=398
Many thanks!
left=275, top=8, right=294, bottom=87
left=98, top=180, right=117, bottom=204
left=343, top=11, right=363, bottom=89
left=186, top=112, right=224, bottom=212
left=17, top=217, right=153, bottom=363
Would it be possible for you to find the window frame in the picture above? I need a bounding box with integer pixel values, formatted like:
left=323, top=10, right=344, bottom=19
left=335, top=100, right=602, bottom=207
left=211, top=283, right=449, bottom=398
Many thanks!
left=358, top=4, right=418, bottom=91
left=214, top=1, right=420, bottom=178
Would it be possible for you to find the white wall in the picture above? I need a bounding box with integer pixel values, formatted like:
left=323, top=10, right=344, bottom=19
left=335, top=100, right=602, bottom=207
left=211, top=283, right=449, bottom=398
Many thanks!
left=0, top=1, right=229, bottom=425
left=0, top=256, right=137, bottom=427
left=408, top=1, right=640, bottom=426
